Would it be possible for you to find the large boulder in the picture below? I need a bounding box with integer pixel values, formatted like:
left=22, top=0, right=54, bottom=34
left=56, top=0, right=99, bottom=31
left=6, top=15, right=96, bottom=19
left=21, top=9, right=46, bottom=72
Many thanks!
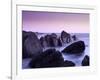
left=45, top=35, right=53, bottom=47
left=22, top=31, right=35, bottom=58
left=40, top=37, right=48, bottom=48
left=63, top=60, right=75, bottom=67
left=22, top=31, right=43, bottom=59
left=22, top=31, right=29, bottom=58
left=40, top=33, right=59, bottom=48
left=61, top=40, right=85, bottom=54
left=61, top=30, right=71, bottom=43
left=81, top=55, right=89, bottom=66
left=51, top=33, right=58, bottom=47
left=51, top=33, right=57, bottom=38
left=44, top=34, right=58, bottom=47
left=22, top=31, right=29, bottom=41
left=29, top=49, right=64, bottom=68
left=58, top=37, right=62, bottom=47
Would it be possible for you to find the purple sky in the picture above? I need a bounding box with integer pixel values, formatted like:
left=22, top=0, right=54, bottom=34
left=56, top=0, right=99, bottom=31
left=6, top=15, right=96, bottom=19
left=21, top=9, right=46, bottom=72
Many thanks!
left=22, top=11, right=89, bottom=33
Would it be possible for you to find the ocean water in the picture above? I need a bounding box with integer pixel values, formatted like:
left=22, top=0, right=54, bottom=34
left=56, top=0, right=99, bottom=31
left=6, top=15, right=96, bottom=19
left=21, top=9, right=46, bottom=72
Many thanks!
left=22, top=33, right=89, bottom=69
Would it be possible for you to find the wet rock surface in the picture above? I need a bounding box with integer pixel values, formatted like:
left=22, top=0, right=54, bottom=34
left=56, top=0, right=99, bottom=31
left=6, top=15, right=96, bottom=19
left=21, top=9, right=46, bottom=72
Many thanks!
left=72, top=35, right=77, bottom=41
left=58, top=37, right=62, bottom=47
left=22, top=31, right=43, bottom=59
left=61, top=30, right=72, bottom=43
left=81, top=55, right=89, bottom=66
left=29, top=49, right=64, bottom=68
left=62, top=41, right=85, bottom=54
left=63, top=60, right=75, bottom=67
left=40, top=36, right=48, bottom=48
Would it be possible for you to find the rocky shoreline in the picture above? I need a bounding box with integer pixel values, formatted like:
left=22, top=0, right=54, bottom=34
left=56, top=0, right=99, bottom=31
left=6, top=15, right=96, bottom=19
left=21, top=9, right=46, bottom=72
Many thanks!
left=22, top=30, right=89, bottom=69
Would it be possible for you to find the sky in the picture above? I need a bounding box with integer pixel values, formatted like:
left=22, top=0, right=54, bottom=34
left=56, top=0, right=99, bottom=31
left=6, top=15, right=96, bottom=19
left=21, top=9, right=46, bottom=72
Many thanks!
left=22, top=11, right=89, bottom=33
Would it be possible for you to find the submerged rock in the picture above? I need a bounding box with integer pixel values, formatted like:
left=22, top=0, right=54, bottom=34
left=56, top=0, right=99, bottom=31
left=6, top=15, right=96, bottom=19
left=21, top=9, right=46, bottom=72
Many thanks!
left=63, top=60, right=75, bottom=67
left=62, top=40, right=85, bottom=54
left=29, top=49, right=64, bottom=68
left=22, top=31, right=43, bottom=59
left=82, top=55, right=89, bottom=66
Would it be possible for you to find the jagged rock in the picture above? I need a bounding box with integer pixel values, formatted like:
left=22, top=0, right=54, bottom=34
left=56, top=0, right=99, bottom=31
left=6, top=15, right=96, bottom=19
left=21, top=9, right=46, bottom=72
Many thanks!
left=61, top=30, right=71, bottom=43
left=40, top=34, right=58, bottom=47
left=29, top=49, right=64, bottom=68
left=62, top=40, right=85, bottom=54
left=40, top=37, right=48, bottom=48
left=40, top=37, right=44, bottom=47
left=58, top=37, right=62, bottom=47
left=22, top=31, right=29, bottom=41
left=51, top=33, right=58, bottom=47
left=22, top=31, right=43, bottom=59
left=45, top=35, right=53, bottom=47
left=63, top=60, right=75, bottom=67
left=22, top=31, right=29, bottom=58
left=72, top=35, right=77, bottom=41
left=22, top=31, right=36, bottom=58
left=82, top=55, right=89, bottom=66
left=51, top=33, right=57, bottom=38
left=44, top=34, right=58, bottom=47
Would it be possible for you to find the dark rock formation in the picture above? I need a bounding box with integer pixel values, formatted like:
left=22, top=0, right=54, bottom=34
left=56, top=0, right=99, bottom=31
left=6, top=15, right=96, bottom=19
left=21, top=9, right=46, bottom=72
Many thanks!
left=29, top=49, right=64, bottom=68
left=72, top=35, right=77, bottom=41
left=82, top=55, right=89, bottom=66
left=22, top=31, right=29, bottom=58
left=40, top=37, right=48, bottom=48
left=22, top=31, right=43, bottom=59
left=44, top=34, right=58, bottom=47
left=51, top=33, right=57, bottom=38
left=40, top=37, right=44, bottom=47
left=62, top=40, right=85, bottom=54
left=22, top=31, right=29, bottom=42
left=58, top=37, right=62, bottom=47
left=45, top=35, right=53, bottom=47
left=61, top=30, right=71, bottom=43
left=51, top=33, right=58, bottom=47
left=63, top=60, right=75, bottom=67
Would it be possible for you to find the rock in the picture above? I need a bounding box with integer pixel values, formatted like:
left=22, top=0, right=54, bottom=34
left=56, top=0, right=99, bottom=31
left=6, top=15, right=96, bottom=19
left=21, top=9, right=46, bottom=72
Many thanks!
left=44, top=34, right=58, bottom=47
left=62, top=40, right=85, bottom=54
left=63, top=60, right=75, bottom=67
left=40, top=37, right=48, bottom=48
left=22, top=31, right=36, bottom=58
left=82, top=55, right=89, bottom=66
left=51, top=33, right=58, bottom=47
left=22, top=31, right=29, bottom=58
left=40, top=33, right=58, bottom=47
left=45, top=35, right=53, bottom=47
left=72, top=35, right=77, bottom=41
left=58, top=37, right=62, bottom=47
left=51, top=33, right=57, bottom=38
left=61, top=30, right=71, bottom=43
left=40, top=37, right=44, bottom=47
left=23, top=31, right=43, bottom=58
left=29, top=49, right=64, bottom=68
left=22, top=31, right=29, bottom=41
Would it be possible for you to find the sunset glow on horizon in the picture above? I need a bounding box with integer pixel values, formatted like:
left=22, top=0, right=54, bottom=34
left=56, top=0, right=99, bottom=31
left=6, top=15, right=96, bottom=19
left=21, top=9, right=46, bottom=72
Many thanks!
left=22, top=11, right=89, bottom=33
